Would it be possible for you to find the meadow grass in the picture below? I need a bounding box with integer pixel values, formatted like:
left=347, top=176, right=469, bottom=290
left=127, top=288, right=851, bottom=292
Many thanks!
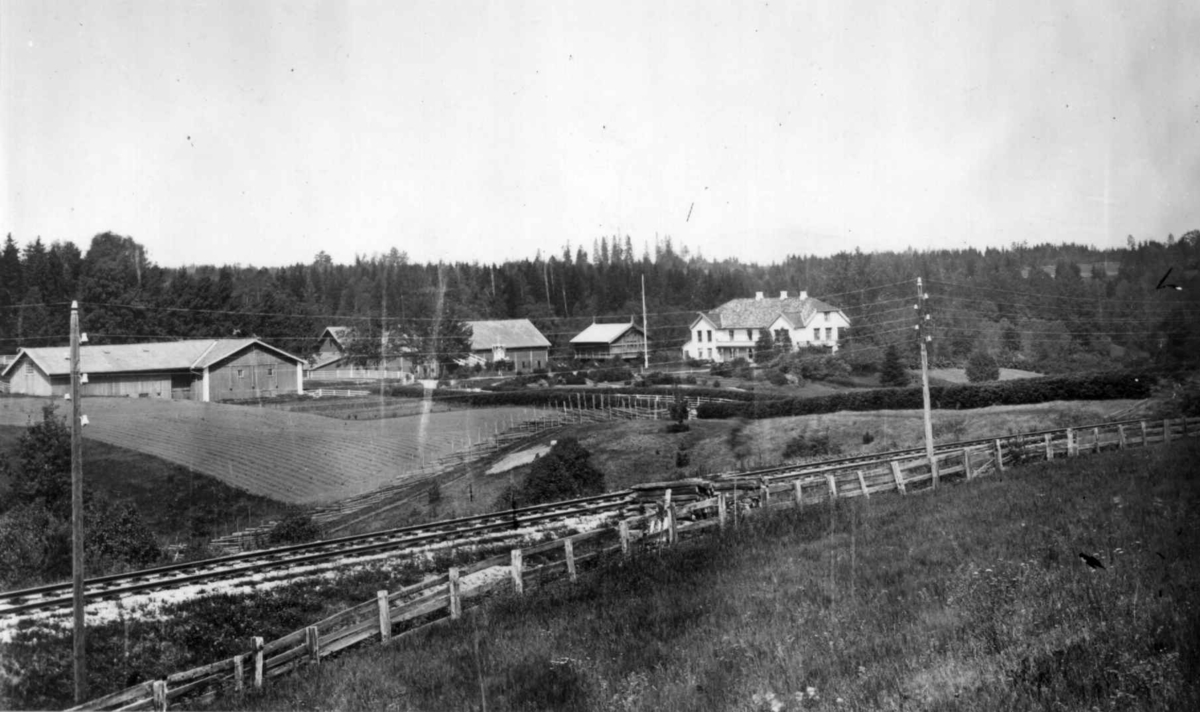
left=207, top=437, right=1200, bottom=711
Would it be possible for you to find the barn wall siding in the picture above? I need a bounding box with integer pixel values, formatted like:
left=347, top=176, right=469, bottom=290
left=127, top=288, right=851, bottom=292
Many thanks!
left=4, top=357, right=53, bottom=396
left=208, top=345, right=301, bottom=401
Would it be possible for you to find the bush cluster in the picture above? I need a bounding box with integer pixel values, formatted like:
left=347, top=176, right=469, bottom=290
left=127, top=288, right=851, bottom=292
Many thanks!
left=695, top=371, right=1153, bottom=420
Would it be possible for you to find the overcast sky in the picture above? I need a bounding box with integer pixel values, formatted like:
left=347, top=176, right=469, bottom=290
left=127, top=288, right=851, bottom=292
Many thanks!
left=3, top=0, right=1197, bottom=267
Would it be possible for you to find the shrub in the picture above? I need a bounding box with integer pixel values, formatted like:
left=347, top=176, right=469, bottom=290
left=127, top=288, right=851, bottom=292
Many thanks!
left=879, top=345, right=910, bottom=387
left=267, top=511, right=322, bottom=546
left=515, top=438, right=606, bottom=506
left=665, top=422, right=691, bottom=434
left=781, top=433, right=840, bottom=460
left=966, top=349, right=1001, bottom=383
left=763, top=368, right=789, bottom=386
left=862, top=431, right=875, bottom=444
left=675, top=450, right=690, bottom=467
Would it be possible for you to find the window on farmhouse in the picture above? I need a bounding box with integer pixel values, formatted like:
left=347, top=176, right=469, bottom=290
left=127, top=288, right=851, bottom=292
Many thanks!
left=236, top=368, right=244, bottom=378
left=267, top=367, right=274, bottom=377
left=696, top=330, right=702, bottom=343
left=746, top=329, right=753, bottom=340
left=728, top=330, right=734, bottom=340
left=813, top=329, right=820, bottom=341
left=706, top=330, right=712, bottom=342
left=826, top=328, right=832, bottom=340
left=824, top=312, right=830, bottom=322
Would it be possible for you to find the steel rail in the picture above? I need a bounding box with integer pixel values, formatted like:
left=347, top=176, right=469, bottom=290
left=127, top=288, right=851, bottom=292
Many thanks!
left=0, top=492, right=631, bottom=616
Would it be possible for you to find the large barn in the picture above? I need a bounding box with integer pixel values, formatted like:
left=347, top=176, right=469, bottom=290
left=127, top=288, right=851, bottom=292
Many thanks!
left=0, top=338, right=305, bottom=401
left=465, top=319, right=552, bottom=372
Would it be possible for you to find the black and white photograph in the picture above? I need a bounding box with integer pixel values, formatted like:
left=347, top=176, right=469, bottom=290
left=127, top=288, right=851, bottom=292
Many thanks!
left=2, top=1, right=1199, bottom=709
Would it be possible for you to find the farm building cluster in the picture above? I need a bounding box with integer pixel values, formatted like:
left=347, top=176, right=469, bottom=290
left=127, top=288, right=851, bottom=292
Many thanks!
left=0, top=291, right=849, bottom=394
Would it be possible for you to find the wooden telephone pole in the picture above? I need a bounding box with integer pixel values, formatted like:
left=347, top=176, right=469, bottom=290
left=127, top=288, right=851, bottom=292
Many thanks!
left=916, top=279, right=939, bottom=486
left=641, top=274, right=649, bottom=371
left=70, top=300, right=86, bottom=702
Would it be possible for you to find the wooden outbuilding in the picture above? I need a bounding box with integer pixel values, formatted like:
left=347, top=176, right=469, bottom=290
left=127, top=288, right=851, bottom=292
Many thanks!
left=465, top=319, right=551, bottom=372
left=569, top=321, right=650, bottom=361
left=0, top=338, right=305, bottom=401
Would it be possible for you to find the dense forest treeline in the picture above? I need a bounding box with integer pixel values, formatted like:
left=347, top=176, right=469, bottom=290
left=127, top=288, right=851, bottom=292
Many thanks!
left=1, top=230, right=1198, bottom=374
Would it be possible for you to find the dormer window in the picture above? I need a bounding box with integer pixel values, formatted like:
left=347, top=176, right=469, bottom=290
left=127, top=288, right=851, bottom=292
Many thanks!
left=824, top=312, right=831, bottom=322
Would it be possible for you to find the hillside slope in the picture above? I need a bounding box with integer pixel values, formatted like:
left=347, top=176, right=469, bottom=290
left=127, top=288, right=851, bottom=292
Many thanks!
left=212, top=438, right=1200, bottom=711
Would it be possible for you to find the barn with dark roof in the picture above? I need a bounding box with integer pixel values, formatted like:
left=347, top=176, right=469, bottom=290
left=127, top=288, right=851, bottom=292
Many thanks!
left=0, top=338, right=305, bottom=401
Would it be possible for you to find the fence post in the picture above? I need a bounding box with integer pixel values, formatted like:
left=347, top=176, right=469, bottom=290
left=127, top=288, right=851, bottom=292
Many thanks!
left=376, top=590, right=391, bottom=642
left=826, top=474, right=837, bottom=499
left=961, top=449, right=973, bottom=480
left=994, top=440, right=1005, bottom=471
left=732, top=479, right=739, bottom=527
left=1044, top=433, right=1052, bottom=460
left=305, top=626, right=320, bottom=665
left=152, top=680, right=167, bottom=712
left=233, top=654, right=244, bottom=693
left=717, top=493, right=727, bottom=529
left=856, top=470, right=869, bottom=497
left=1066, top=428, right=1075, bottom=457
left=564, top=539, right=577, bottom=582
left=619, top=520, right=631, bottom=556
left=890, top=461, right=906, bottom=494
left=1163, top=418, right=1172, bottom=444
left=793, top=479, right=803, bottom=507
left=253, top=637, right=264, bottom=689
left=1118, top=425, right=1127, bottom=450
left=1141, top=421, right=1148, bottom=447
left=1092, top=427, right=1100, bottom=453
left=448, top=568, right=461, bottom=619
left=510, top=549, right=524, bottom=595
left=760, top=482, right=770, bottom=507
left=668, top=504, right=678, bottom=545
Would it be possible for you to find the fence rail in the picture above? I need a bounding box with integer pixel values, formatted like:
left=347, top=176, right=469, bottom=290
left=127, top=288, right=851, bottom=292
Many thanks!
left=70, top=414, right=1199, bottom=711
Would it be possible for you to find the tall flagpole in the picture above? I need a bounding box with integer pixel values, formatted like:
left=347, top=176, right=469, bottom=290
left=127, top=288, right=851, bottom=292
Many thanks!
left=70, top=300, right=86, bottom=702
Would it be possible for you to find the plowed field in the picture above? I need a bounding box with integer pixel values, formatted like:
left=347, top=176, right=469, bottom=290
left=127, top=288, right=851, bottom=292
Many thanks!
left=0, top=397, right=544, bottom=504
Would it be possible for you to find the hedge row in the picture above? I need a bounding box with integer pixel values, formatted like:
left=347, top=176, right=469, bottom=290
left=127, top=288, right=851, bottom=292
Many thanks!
left=695, top=371, right=1154, bottom=420
left=386, top=384, right=775, bottom=408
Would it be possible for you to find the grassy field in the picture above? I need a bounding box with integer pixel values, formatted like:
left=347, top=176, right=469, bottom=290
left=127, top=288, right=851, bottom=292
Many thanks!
left=205, top=437, right=1200, bottom=712
left=0, top=397, right=552, bottom=504
left=338, top=398, right=1153, bottom=534
left=926, top=368, right=1044, bottom=384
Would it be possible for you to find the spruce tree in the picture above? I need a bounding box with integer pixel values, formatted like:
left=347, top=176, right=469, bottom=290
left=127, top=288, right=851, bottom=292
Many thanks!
left=879, top=345, right=910, bottom=387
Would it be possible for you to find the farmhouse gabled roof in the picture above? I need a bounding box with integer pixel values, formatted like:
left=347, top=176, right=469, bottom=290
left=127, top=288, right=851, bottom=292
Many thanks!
left=320, top=326, right=353, bottom=349
left=0, top=339, right=304, bottom=378
left=569, top=322, right=647, bottom=345
left=694, top=294, right=848, bottom=330
left=465, top=319, right=551, bottom=351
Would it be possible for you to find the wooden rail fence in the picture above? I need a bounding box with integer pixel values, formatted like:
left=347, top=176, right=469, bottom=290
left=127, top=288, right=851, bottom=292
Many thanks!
left=69, top=415, right=1199, bottom=710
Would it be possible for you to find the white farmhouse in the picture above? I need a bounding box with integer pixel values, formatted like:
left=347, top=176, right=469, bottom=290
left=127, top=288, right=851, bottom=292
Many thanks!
left=682, top=291, right=851, bottom=362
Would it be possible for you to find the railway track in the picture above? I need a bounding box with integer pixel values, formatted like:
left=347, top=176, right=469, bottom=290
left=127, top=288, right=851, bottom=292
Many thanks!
left=0, top=491, right=632, bottom=618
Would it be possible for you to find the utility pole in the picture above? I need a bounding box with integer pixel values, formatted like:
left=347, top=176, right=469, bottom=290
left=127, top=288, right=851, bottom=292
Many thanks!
left=641, top=274, right=649, bottom=372
left=70, top=300, right=86, bottom=702
left=915, top=279, right=939, bottom=486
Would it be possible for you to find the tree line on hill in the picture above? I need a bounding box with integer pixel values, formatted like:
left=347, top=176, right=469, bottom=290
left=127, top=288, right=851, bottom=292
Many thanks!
left=2, top=230, right=1198, bottom=374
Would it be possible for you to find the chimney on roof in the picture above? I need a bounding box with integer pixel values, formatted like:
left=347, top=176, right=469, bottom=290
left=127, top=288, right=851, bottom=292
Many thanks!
left=755, top=291, right=764, bottom=301
left=800, top=290, right=808, bottom=299
left=779, top=291, right=788, bottom=300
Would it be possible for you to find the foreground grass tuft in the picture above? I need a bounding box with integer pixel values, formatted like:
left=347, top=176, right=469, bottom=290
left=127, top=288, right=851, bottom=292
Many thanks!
left=205, top=439, right=1200, bottom=711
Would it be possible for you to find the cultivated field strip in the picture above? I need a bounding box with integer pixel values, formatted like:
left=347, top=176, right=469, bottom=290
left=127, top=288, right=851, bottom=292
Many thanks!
left=0, top=397, right=550, bottom=503
left=67, top=414, right=1200, bottom=711
left=0, top=492, right=632, bottom=617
